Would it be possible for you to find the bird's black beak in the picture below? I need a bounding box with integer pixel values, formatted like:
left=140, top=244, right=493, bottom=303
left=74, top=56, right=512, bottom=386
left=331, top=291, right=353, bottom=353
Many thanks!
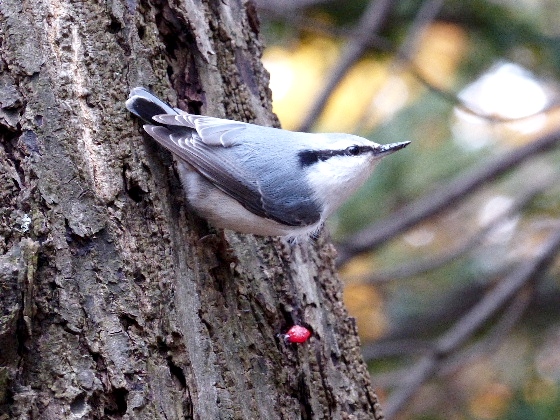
left=373, top=141, right=410, bottom=157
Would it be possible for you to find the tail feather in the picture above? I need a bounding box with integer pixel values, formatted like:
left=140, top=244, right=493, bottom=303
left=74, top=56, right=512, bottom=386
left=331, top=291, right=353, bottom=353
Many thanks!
left=125, top=87, right=178, bottom=124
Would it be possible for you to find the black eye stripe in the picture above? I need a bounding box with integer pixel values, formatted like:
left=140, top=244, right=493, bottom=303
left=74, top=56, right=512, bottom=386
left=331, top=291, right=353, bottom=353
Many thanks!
left=346, top=145, right=361, bottom=156
left=298, top=146, right=373, bottom=167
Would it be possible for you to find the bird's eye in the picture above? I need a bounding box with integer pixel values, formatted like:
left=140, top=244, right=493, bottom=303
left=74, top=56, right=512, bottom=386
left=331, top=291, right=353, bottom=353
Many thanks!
left=346, top=146, right=361, bottom=156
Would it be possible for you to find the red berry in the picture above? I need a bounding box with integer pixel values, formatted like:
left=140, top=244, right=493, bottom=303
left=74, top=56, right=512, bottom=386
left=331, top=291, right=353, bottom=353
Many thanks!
left=284, top=325, right=311, bottom=343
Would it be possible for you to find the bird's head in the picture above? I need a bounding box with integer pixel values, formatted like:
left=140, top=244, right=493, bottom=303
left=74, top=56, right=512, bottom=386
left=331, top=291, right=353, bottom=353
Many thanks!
left=299, top=133, right=410, bottom=217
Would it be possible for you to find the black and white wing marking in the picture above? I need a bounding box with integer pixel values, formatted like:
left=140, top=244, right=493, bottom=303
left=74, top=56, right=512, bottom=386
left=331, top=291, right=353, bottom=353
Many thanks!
left=143, top=117, right=321, bottom=227
left=152, top=114, right=247, bottom=147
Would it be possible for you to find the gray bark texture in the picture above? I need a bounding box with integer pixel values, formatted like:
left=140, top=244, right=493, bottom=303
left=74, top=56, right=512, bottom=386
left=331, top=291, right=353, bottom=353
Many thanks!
left=0, top=0, right=383, bottom=418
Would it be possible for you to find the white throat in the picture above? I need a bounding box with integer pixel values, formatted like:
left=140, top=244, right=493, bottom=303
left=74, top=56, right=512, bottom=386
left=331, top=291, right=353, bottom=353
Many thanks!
left=305, top=154, right=378, bottom=219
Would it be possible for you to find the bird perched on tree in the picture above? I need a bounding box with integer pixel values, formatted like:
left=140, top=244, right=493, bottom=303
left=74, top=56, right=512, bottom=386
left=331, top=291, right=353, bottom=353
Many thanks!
left=126, top=87, right=409, bottom=238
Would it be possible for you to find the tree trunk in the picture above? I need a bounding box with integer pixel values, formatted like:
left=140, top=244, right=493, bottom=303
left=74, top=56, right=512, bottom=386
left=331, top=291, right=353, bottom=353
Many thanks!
left=0, top=0, right=383, bottom=418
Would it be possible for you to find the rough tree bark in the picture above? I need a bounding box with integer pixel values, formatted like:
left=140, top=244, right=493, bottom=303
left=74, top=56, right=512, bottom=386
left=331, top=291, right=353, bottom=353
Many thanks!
left=0, top=0, right=383, bottom=418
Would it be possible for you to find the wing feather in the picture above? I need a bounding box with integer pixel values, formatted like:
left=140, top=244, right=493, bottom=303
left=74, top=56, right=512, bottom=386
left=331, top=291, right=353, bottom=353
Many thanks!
left=153, top=114, right=248, bottom=147
left=144, top=125, right=317, bottom=226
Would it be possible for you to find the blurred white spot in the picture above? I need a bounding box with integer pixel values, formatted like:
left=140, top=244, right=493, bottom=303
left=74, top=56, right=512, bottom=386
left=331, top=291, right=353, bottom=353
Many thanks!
left=453, top=62, right=548, bottom=150
left=369, top=75, right=410, bottom=121
left=404, top=227, right=435, bottom=247
left=478, top=195, right=514, bottom=226
left=478, top=195, right=519, bottom=243
left=461, top=62, right=547, bottom=119
left=451, top=115, right=495, bottom=151
left=486, top=216, right=520, bottom=243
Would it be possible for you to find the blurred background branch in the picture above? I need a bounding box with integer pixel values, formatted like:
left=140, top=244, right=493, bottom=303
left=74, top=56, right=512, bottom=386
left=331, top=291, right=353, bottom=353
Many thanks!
left=336, top=129, right=560, bottom=265
left=254, top=0, right=332, bottom=14
left=296, top=0, right=396, bottom=132
left=257, top=0, right=560, bottom=418
left=354, top=172, right=559, bottom=284
left=384, top=227, right=560, bottom=417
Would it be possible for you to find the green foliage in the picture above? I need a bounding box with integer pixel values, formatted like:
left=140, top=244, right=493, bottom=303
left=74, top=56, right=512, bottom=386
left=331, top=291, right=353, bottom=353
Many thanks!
left=501, top=387, right=560, bottom=420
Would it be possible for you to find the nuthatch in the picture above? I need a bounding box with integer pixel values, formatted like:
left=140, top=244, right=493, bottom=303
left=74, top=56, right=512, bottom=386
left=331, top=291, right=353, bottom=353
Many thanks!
left=126, top=87, right=409, bottom=238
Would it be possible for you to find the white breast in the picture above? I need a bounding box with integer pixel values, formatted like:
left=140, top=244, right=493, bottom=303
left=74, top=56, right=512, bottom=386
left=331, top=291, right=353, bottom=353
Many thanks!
left=305, top=154, right=378, bottom=218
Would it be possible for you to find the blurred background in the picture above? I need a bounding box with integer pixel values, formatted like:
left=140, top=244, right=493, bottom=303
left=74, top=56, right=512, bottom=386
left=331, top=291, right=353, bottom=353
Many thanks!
left=254, top=0, right=560, bottom=418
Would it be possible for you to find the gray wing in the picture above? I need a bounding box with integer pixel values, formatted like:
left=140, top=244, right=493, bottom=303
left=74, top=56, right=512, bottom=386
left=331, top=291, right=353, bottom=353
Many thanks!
left=143, top=123, right=321, bottom=227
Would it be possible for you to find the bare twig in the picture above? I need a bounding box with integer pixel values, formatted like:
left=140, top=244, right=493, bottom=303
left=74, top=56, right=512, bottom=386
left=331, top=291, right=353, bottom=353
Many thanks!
left=336, top=129, right=560, bottom=266
left=259, top=7, right=394, bottom=49
left=368, top=286, right=533, bottom=388
left=362, top=338, right=431, bottom=360
left=440, top=285, right=534, bottom=377
left=354, top=172, right=559, bottom=284
left=354, top=0, right=445, bottom=131
left=362, top=267, right=560, bottom=361
left=298, top=0, right=447, bottom=132
left=383, top=227, right=560, bottom=418
left=297, top=0, right=395, bottom=132
left=254, top=0, right=332, bottom=13
left=261, top=7, right=560, bottom=125
left=395, top=0, right=446, bottom=66
left=408, top=65, right=560, bottom=123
